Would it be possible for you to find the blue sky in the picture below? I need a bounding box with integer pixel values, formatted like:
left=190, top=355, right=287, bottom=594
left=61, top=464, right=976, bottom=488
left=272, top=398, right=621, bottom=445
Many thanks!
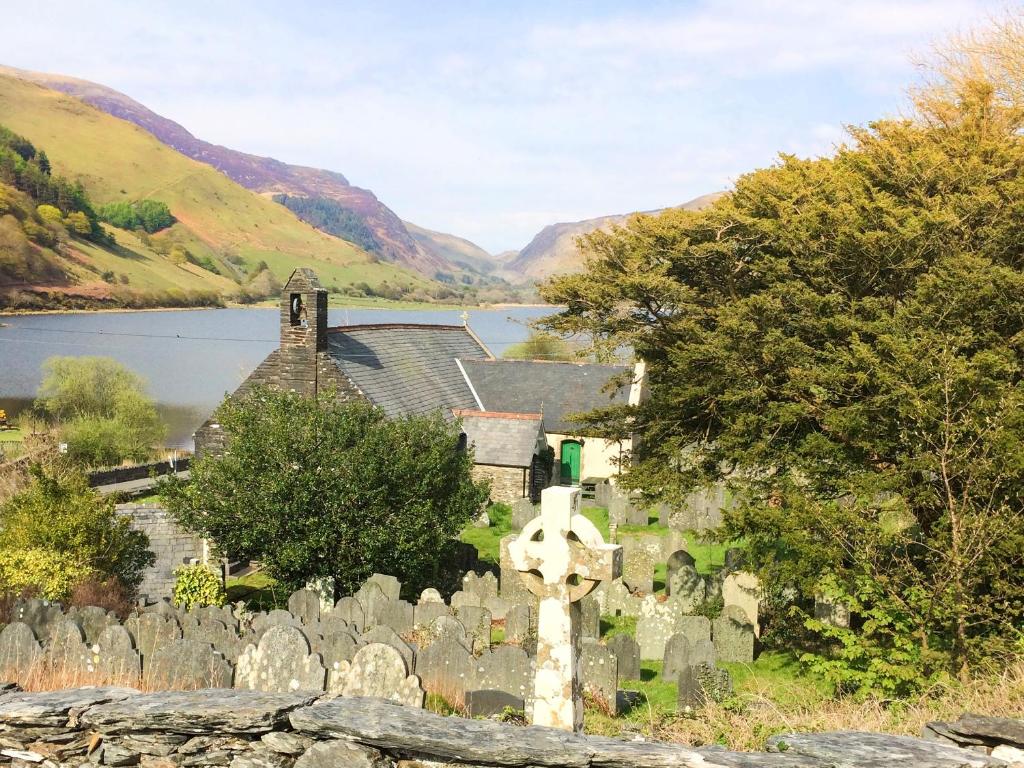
left=2, top=1, right=1005, bottom=252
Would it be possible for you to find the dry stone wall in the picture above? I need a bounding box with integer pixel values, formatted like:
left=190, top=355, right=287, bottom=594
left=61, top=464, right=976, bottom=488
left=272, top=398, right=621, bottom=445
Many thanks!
left=0, top=686, right=1015, bottom=768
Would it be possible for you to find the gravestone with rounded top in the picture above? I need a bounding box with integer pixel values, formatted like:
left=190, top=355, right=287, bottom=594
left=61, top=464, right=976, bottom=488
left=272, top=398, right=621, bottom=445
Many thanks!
left=234, top=625, right=326, bottom=693
left=606, top=634, right=640, bottom=682
left=508, top=485, right=622, bottom=732
left=462, top=571, right=498, bottom=601
left=580, top=640, right=618, bottom=715
left=713, top=605, right=755, bottom=663
left=359, top=625, right=414, bottom=671
left=414, top=633, right=474, bottom=703
left=93, top=625, right=141, bottom=683
left=330, top=642, right=424, bottom=707
left=365, top=573, right=401, bottom=601
left=722, top=571, right=760, bottom=635
left=330, top=597, right=364, bottom=632
left=287, top=589, right=322, bottom=625
left=0, top=622, right=41, bottom=679
left=145, top=638, right=232, bottom=689
left=46, top=619, right=93, bottom=680
left=668, top=565, right=706, bottom=612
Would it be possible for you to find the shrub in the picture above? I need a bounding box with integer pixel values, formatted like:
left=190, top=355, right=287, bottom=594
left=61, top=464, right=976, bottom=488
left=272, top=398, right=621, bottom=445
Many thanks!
left=64, top=211, right=91, bottom=236
left=172, top=563, right=226, bottom=610
left=36, top=204, right=62, bottom=225
left=69, top=575, right=135, bottom=618
left=0, top=465, right=155, bottom=599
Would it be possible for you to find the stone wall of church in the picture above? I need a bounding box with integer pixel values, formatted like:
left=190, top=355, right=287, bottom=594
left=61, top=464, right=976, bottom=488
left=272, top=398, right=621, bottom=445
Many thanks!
left=115, top=503, right=205, bottom=600
left=473, top=464, right=528, bottom=505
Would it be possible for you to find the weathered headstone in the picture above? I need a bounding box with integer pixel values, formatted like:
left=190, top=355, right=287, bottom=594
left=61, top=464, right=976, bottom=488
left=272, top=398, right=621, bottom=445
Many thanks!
left=45, top=620, right=93, bottom=681
left=414, top=601, right=451, bottom=631
left=419, top=588, right=444, bottom=604
left=235, top=625, right=326, bottom=693
left=608, top=487, right=648, bottom=527
left=677, top=614, right=712, bottom=646
left=465, top=689, right=525, bottom=718
left=252, top=609, right=300, bottom=638
left=601, top=579, right=640, bottom=618
left=93, top=625, right=141, bottom=683
left=359, top=625, right=414, bottom=672
left=636, top=597, right=681, bottom=660
left=713, top=605, right=755, bottom=663
left=483, top=595, right=510, bottom=621
left=14, top=598, right=63, bottom=641
left=814, top=594, right=851, bottom=628
left=365, top=573, right=401, bottom=602
left=377, top=599, right=414, bottom=635
left=580, top=640, right=618, bottom=714
left=145, top=639, right=232, bottom=689
left=124, top=613, right=183, bottom=665
left=287, top=589, right=322, bottom=625
left=661, top=633, right=691, bottom=682
left=0, top=622, right=41, bottom=679
left=450, top=590, right=482, bottom=611
left=722, top=571, right=760, bottom=635
left=508, top=485, right=622, bottom=732
left=690, top=638, right=716, bottom=669
left=330, top=597, right=364, bottom=632
left=665, top=550, right=697, bottom=592
left=677, top=664, right=703, bottom=710
left=499, top=535, right=534, bottom=605
left=427, top=615, right=468, bottom=645
left=606, top=634, right=640, bottom=683
left=668, top=565, right=706, bottom=612
left=330, top=642, right=424, bottom=707
left=414, top=632, right=474, bottom=705
left=510, top=498, right=536, bottom=531
left=320, top=630, right=360, bottom=674
left=503, top=604, right=533, bottom=646
left=580, top=595, right=600, bottom=639
left=621, top=535, right=660, bottom=594
left=462, top=571, right=499, bottom=601
left=471, top=645, right=533, bottom=705
left=353, top=582, right=388, bottom=629
left=70, top=606, right=117, bottom=644
left=454, top=605, right=492, bottom=653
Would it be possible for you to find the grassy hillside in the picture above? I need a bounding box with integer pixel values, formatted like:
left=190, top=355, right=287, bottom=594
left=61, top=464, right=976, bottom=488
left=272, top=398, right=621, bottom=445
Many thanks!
left=0, top=74, right=431, bottom=304
left=404, top=220, right=496, bottom=275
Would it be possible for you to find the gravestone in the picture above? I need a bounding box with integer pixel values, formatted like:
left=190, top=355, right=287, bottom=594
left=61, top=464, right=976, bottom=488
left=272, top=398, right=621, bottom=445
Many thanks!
left=252, top=609, right=300, bottom=638
left=419, top=588, right=444, bottom=604
left=427, top=615, right=468, bottom=645
left=470, top=645, right=533, bottom=705
left=287, top=589, right=322, bottom=625
left=665, top=550, right=697, bottom=592
left=450, top=590, right=482, bottom=611
left=608, top=487, right=648, bottom=526
left=723, top=547, right=746, bottom=573
left=353, top=582, right=387, bottom=628
left=330, top=642, right=424, bottom=707
left=722, top=571, right=760, bottom=635
left=508, top=485, right=622, bottom=732
left=320, top=630, right=360, bottom=674
left=145, top=639, right=232, bottom=689
left=414, top=601, right=451, bottom=630
left=690, top=638, right=716, bottom=669
left=713, top=605, right=755, bottom=663
left=359, top=625, right=414, bottom=672
left=580, top=640, right=618, bottom=714
left=510, top=498, right=536, bottom=531
left=465, top=689, right=525, bottom=718
left=580, top=595, right=600, bottom=639
left=677, top=615, right=712, bottom=646
left=234, top=625, right=326, bottom=693
left=621, top=535, right=660, bottom=594
left=668, top=565, right=706, bottom=612
left=377, top=599, right=414, bottom=635
left=123, top=614, right=182, bottom=667
left=93, top=625, right=141, bottom=683
left=70, top=606, right=117, bottom=644
left=667, top=482, right=729, bottom=533
left=483, top=595, right=510, bottom=621
left=455, top=605, right=492, bottom=653
left=677, top=664, right=703, bottom=710
left=0, top=622, right=41, bottom=679
left=636, top=597, right=682, bottom=660
left=814, top=594, right=851, bottom=628
left=601, top=579, right=640, bottom=618
left=15, top=598, right=63, bottom=641
left=661, top=633, right=691, bottom=682
left=504, top=604, right=533, bottom=646
left=499, top=535, right=534, bottom=605
left=463, top=571, right=499, bottom=601
left=606, top=634, right=640, bottom=682
left=414, top=633, right=474, bottom=704
left=46, top=619, right=93, bottom=680
left=330, top=597, right=365, bottom=632
left=365, top=573, right=401, bottom=601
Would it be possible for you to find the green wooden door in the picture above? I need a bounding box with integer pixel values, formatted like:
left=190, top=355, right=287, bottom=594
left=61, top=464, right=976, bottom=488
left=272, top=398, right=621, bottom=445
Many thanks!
left=560, top=440, right=582, bottom=485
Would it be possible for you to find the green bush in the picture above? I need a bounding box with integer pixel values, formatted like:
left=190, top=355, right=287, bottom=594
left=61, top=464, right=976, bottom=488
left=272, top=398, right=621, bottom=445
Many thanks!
left=172, top=563, right=226, bottom=610
left=0, top=465, right=155, bottom=599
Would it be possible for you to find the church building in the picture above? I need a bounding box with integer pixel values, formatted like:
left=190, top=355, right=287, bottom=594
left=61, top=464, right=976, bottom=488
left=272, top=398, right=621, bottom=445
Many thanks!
left=194, top=269, right=645, bottom=503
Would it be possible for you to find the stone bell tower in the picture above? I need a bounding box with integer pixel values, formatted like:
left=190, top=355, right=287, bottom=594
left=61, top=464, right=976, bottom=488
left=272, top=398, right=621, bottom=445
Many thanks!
left=278, top=268, right=328, bottom=394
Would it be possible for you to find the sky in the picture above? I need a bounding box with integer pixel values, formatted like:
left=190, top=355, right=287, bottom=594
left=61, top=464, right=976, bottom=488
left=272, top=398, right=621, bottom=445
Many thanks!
left=1, top=1, right=1008, bottom=253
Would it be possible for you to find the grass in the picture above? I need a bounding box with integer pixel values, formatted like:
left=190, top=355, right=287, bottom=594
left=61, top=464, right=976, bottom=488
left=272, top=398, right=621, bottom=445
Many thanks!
left=0, top=427, right=25, bottom=441
left=226, top=570, right=285, bottom=612
left=459, top=503, right=512, bottom=566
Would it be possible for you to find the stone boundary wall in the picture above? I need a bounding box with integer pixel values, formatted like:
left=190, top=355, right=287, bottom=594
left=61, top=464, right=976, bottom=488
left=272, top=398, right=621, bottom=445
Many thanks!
left=115, top=504, right=204, bottom=600
left=0, top=686, right=1014, bottom=768
left=87, top=459, right=191, bottom=487
left=473, top=463, right=529, bottom=504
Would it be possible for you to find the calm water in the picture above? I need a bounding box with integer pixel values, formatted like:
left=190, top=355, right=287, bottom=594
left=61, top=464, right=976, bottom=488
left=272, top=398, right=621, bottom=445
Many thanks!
left=0, top=305, right=553, bottom=448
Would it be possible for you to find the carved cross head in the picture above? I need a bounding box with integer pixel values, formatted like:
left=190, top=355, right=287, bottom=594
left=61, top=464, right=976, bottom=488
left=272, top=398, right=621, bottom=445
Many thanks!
left=509, top=486, right=622, bottom=603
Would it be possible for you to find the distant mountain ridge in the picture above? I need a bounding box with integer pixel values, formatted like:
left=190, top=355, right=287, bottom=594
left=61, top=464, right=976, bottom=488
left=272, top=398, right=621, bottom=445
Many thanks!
left=507, top=193, right=725, bottom=279
left=0, top=65, right=484, bottom=277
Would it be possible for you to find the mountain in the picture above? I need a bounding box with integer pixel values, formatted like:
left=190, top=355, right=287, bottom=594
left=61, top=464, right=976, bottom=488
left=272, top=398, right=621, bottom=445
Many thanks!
left=0, top=65, right=491, bottom=277
left=0, top=73, right=431, bottom=307
left=403, top=221, right=496, bottom=276
left=506, top=193, right=724, bottom=280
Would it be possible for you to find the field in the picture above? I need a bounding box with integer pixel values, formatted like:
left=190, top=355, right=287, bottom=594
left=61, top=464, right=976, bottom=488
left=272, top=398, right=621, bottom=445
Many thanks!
left=0, top=75, right=431, bottom=299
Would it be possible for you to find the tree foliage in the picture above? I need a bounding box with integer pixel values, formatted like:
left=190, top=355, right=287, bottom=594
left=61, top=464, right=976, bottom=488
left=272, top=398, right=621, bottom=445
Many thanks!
left=273, top=194, right=380, bottom=254
left=162, top=389, right=489, bottom=596
left=540, top=77, right=1024, bottom=692
left=0, top=465, right=154, bottom=599
left=36, top=356, right=166, bottom=466
left=97, top=199, right=175, bottom=233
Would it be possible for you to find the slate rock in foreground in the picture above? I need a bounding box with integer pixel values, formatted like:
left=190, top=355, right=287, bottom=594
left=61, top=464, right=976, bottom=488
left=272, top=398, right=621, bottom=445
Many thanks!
left=81, top=690, right=318, bottom=734
left=767, top=731, right=1006, bottom=768
left=0, top=687, right=137, bottom=727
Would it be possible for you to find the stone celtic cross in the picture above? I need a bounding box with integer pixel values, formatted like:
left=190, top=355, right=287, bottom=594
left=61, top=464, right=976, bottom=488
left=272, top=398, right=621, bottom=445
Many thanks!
left=508, top=485, right=622, bottom=732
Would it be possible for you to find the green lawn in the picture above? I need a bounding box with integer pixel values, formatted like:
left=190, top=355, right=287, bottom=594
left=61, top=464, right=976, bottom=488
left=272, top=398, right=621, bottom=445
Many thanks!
left=0, top=427, right=25, bottom=441
left=226, top=571, right=286, bottom=612
left=459, top=503, right=512, bottom=565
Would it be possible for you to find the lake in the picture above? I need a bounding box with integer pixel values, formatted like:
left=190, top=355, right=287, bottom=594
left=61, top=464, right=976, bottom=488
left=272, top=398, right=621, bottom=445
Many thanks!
left=0, top=305, right=554, bottom=448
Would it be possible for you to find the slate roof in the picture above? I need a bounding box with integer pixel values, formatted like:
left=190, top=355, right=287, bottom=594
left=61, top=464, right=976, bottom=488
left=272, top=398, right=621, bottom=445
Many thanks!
left=454, top=410, right=545, bottom=467
left=326, top=324, right=491, bottom=418
left=459, top=359, right=631, bottom=434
